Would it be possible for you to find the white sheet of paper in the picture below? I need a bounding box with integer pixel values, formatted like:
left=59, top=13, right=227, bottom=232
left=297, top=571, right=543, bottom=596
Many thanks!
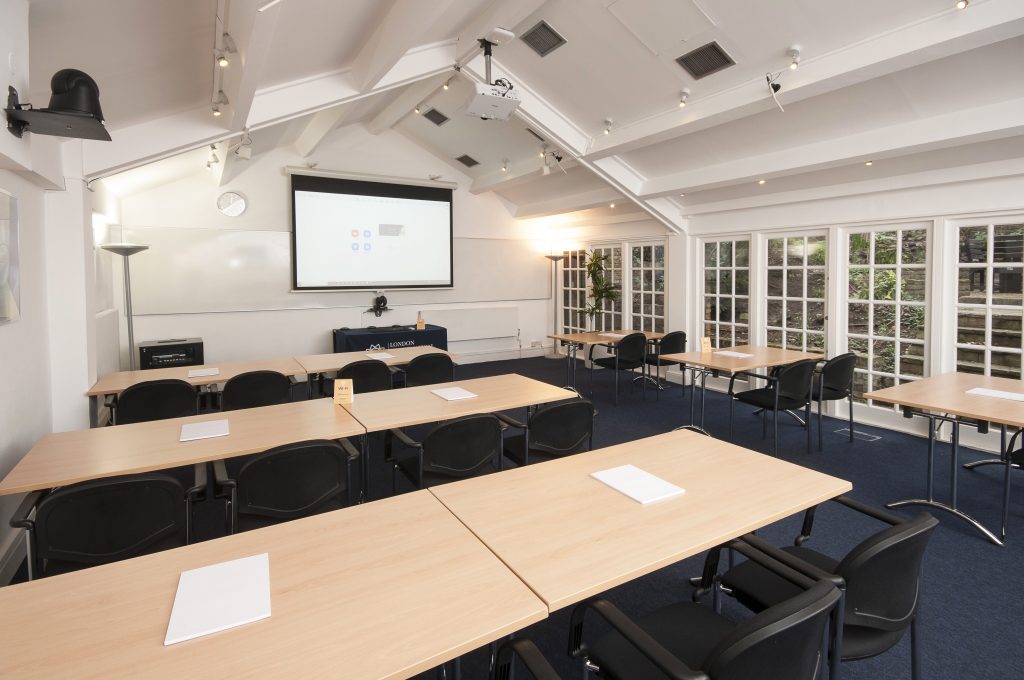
left=714, top=351, right=753, bottom=358
left=164, top=553, right=271, bottom=646
left=187, top=367, right=220, bottom=378
left=366, top=352, right=395, bottom=360
left=179, top=419, right=230, bottom=442
left=431, top=387, right=478, bottom=401
left=966, top=387, right=1024, bottom=402
left=599, top=332, right=627, bottom=339
left=591, top=464, right=685, bottom=505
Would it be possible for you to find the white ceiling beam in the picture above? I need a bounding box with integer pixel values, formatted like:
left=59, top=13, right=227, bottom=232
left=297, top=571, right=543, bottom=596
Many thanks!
left=365, top=73, right=449, bottom=134
left=512, top=185, right=622, bottom=218
left=293, top=104, right=361, bottom=158
left=586, top=0, right=1024, bottom=160
left=220, top=0, right=282, bottom=133
left=470, top=158, right=579, bottom=194
left=640, top=97, right=1024, bottom=197
left=350, top=0, right=458, bottom=92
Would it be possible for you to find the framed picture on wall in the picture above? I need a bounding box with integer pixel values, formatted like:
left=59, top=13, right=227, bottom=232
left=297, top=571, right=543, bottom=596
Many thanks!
left=0, top=188, right=20, bottom=324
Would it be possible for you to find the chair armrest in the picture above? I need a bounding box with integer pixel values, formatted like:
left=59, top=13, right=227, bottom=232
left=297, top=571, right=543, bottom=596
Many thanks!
left=338, top=437, right=361, bottom=462
left=569, top=597, right=708, bottom=680
left=727, top=370, right=774, bottom=395
left=389, top=427, right=422, bottom=449
left=832, top=495, right=904, bottom=526
left=494, top=412, right=526, bottom=430
left=9, top=490, right=44, bottom=530
left=493, top=639, right=560, bottom=680
left=739, top=535, right=843, bottom=589
left=212, top=459, right=235, bottom=499
left=186, top=463, right=208, bottom=501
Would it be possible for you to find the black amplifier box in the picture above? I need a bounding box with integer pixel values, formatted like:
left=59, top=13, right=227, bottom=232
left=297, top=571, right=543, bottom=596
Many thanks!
left=139, top=338, right=204, bottom=370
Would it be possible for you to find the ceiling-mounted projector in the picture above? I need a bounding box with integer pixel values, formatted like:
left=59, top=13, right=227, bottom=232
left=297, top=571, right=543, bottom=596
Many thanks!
left=467, top=30, right=521, bottom=121
left=5, top=69, right=111, bottom=141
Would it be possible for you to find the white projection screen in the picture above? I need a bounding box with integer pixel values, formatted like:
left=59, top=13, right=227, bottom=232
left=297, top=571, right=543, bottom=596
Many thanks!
left=291, top=174, right=454, bottom=290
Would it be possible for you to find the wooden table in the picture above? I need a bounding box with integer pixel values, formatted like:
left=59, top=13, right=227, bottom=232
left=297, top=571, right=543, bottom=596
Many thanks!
left=866, top=372, right=1024, bottom=545
left=86, top=358, right=308, bottom=427
left=0, top=399, right=364, bottom=496
left=548, top=330, right=665, bottom=392
left=659, top=345, right=823, bottom=433
left=0, top=491, right=546, bottom=679
left=295, top=346, right=459, bottom=395
left=431, top=429, right=851, bottom=612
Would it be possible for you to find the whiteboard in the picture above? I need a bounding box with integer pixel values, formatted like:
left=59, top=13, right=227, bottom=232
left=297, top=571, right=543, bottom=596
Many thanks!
left=123, top=227, right=549, bottom=315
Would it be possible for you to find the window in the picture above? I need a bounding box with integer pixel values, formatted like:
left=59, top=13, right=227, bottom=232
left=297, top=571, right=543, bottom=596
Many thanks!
left=955, top=223, right=1023, bottom=379
left=703, top=238, right=750, bottom=348
left=590, top=245, right=623, bottom=332
left=846, top=227, right=928, bottom=404
left=562, top=248, right=587, bottom=333
left=631, top=243, right=666, bottom=332
left=765, top=234, right=827, bottom=352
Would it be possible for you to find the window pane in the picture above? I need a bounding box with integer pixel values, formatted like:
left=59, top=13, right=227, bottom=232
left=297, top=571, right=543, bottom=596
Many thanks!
left=767, top=238, right=784, bottom=266
left=787, top=238, right=805, bottom=266
left=786, top=300, right=804, bottom=328
left=704, top=270, right=716, bottom=294
left=902, top=229, right=927, bottom=264
left=735, top=298, right=749, bottom=324
left=991, top=351, right=1022, bottom=379
left=959, top=226, right=988, bottom=263
left=787, top=331, right=804, bottom=349
left=874, top=304, right=896, bottom=337
left=654, top=245, right=665, bottom=267
left=992, top=309, right=1021, bottom=349
left=735, top=325, right=749, bottom=345
left=704, top=242, right=716, bottom=267
left=767, top=329, right=783, bottom=348
left=958, top=268, right=987, bottom=303
left=956, top=347, right=985, bottom=374
left=900, top=305, right=926, bottom=340
left=718, top=270, right=732, bottom=295
left=901, top=269, right=927, bottom=302
left=767, top=270, right=783, bottom=296
left=900, top=343, right=924, bottom=377
left=848, top=303, right=869, bottom=334
left=767, top=300, right=783, bottom=327
left=786, top=269, right=804, bottom=298
left=705, top=296, right=716, bottom=321
left=654, top=270, right=665, bottom=292
left=853, top=371, right=870, bottom=402
left=807, top=270, right=826, bottom=299
left=734, top=240, right=749, bottom=267
left=849, top=268, right=869, bottom=299
left=874, top=269, right=897, bottom=301
left=874, top=231, right=897, bottom=265
left=873, top=340, right=895, bottom=373
left=956, top=307, right=985, bottom=345
left=735, top=270, right=748, bottom=296
left=807, top=301, right=825, bottom=331
left=807, top=236, right=826, bottom=266
left=807, top=332, right=825, bottom=351
left=643, top=246, right=652, bottom=266
left=718, top=241, right=732, bottom=267
left=849, top=233, right=870, bottom=264
left=994, top=225, right=1023, bottom=263
left=849, top=338, right=869, bottom=369
left=993, top=267, right=1022, bottom=305
left=719, top=297, right=733, bottom=323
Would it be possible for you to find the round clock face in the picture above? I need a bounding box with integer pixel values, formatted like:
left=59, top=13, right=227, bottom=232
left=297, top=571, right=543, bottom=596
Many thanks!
left=217, top=191, right=247, bottom=217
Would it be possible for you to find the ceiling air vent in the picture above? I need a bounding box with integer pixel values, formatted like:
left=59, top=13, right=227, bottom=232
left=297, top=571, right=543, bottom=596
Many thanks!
left=675, top=41, right=734, bottom=80
left=525, top=127, right=545, bottom=142
left=521, top=20, right=566, bottom=57
left=422, top=108, right=449, bottom=126
left=455, top=154, right=479, bottom=167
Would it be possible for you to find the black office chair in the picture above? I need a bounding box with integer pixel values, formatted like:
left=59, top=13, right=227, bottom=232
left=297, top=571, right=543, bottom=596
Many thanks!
left=570, top=540, right=840, bottom=680
left=644, top=330, right=687, bottom=400
left=493, top=638, right=560, bottom=680
left=114, top=379, right=198, bottom=424
left=221, top=370, right=292, bottom=411
left=404, top=352, right=454, bottom=387
left=814, top=353, right=857, bottom=451
left=590, top=332, right=647, bottom=405
left=390, top=414, right=503, bottom=492
left=718, top=497, right=938, bottom=680
left=338, top=358, right=393, bottom=394
left=728, top=359, right=817, bottom=455
left=9, top=471, right=205, bottom=579
left=213, top=439, right=359, bottom=534
left=498, top=399, right=594, bottom=466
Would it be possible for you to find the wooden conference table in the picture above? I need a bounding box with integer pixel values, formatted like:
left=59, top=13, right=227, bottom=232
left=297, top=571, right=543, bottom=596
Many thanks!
left=866, top=372, right=1024, bottom=545
left=432, top=429, right=851, bottom=611
left=294, top=345, right=458, bottom=375
left=659, top=345, right=822, bottom=433
left=548, top=329, right=665, bottom=393
left=0, top=490, right=546, bottom=679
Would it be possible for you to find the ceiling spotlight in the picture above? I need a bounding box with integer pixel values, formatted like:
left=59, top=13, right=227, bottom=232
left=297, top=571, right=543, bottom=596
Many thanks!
left=679, top=193, right=686, bottom=197
left=609, top=202, right=616, bottom=208
left=787, top=47, right=801, bottom=70
left=956, top=0, right=969, bottom=8
left=678, top=88, right=690, bottom=108
left=758, top=179, right=766, bottom=185
left=216, top=52, right=229, bottom=68
left=443, top=79, right=451, bottom=91
left=603, top=118, right=612, bottom=135
left=501, top=159, right=508, bottom=173
left=865, top=160, right=873, bottom=166
left=212, top=106, right=222, bottom=117
left=414, top=104, right=422, bottom=114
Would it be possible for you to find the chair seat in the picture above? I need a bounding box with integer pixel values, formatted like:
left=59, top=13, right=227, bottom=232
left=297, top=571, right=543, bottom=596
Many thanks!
left=588, top=601, right=734, bottom=679
left=43, top=533, right=185, bottom=577
left=812, top=385, right=849, bottom=401
left=594, top=356, right=643, bottom=370
left=734, top=387, right=808, bottom=411
left=502, top=434, right=581, bottom=466
left=236, top=496, right=344, bottom=533
left=644, top=355, right=684, bottom=367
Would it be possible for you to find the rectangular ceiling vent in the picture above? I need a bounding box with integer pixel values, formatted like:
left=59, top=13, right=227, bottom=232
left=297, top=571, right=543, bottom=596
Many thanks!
left=455, top=154, right=479, bottom=167
left=521, top=20, right=566, bottom=57
left=675, top=41, right=734, bottom=79
left=525, top=128, right=545, bottom=142
left=422, top=108, right=449, bottom=126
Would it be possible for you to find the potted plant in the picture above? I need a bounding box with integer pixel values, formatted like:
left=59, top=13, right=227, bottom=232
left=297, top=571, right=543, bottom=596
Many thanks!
left=584, top=250, right=620, bottom=332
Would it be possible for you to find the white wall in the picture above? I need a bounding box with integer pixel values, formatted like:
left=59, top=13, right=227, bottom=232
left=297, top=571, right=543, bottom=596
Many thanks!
left=108, top=123, right=554, bottom=364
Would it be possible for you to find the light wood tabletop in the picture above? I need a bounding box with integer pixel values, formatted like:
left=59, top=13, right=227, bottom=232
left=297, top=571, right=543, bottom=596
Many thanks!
left=865, top=372, right=1024, bottom=428
left=342, top=374, right=577, bottom=433
left=660, top=345, right=822, bottom=374
left=549, top=329, right=665, bottom=345
left=294, top=345, right=459, bottom=375
left=87, top=357, right=308, bottom=397
left=0, top=491, right=547, bottom=679
left=431, top=429, right=851, bottom=612
left=0, top=399, right=365, bottom=496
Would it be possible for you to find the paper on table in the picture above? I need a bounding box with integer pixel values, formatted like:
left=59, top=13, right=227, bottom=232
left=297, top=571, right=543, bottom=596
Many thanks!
left=164, top=553, right=271, bottom=645
left=599, top=332, right=627, bottom=339
left=187, top=367, right=220, bottom=378
left=366, top=352, right=395, bottom=360
left=966, top=387, right=1024, bottom=402
left=714, top=350, right=753, bottom=358
left=431, top=387, right=478, bottom=401
left=179, top=419, right=230, bottom=442
left=591, top=464, right=685, bottom=505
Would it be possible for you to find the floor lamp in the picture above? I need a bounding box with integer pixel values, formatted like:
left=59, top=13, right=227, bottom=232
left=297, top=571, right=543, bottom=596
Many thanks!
left=101, top=243, right=149, bottom=370
left=545, top=253, right=565, bottom=359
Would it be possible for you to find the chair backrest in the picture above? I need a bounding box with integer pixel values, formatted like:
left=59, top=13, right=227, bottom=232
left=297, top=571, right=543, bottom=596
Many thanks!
left=422, top=414, right=502, bottom=478
left=221, top=370, right=291, bottom=411
left=32, top=474, right=187, bottom=572
left=116, top=379, right=197, bottom=424
left=656, top=330, right=686, bottom=356
left=704, top=580, right=840, bottom=680
left=339, top=359, right=392, bottom=394
left=528, top=399, right=594, bottom=456
left=821, top=352, right=856, bottom=393
left=616, top=332, right=647, bottom=364
left=405, top=353, right=454, bottom=388
left=775, top=359, right=818, bottom=401
left=836, top=512, right=938, bottom=635
left=235, top=440, right=351, bottom=521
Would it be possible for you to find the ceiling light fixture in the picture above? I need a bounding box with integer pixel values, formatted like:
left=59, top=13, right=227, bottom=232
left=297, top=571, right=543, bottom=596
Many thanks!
left=414, top=104, right=422, bottom=114
left=501, top=159, right=508, bottom=172
left=216, top=52, right=229, bottom=68
left=758, top=179, right=766, bottom=185
left=443, top=79, right=451, bottom=91
left=787, top=46, right=801, bottom=70
left=955, top=0, right=969, bottom=9
left=211, top=89, right=229, bottom=116
left=609, top=202, right=616, bottom=208
left=212, top=106, right=222, bottom=117
left=678, top=88, right=690, bottom=108
left=865, top=160, right=873, bottom=166
left=603, top=118, right=612, bottom=135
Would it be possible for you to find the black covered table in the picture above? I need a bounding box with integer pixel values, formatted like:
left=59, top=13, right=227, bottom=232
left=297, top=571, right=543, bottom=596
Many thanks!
left=333, top=324, right=448, bottom=352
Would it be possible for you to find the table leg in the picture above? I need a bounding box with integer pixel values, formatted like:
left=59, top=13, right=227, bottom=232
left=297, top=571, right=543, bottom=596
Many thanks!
left=1001, top=425, right=1012, bottom=540
left=361, top=434, right=369, bottom=504
left=89, top=395, right=99, bottom=428
left=674, top=367, right=712, bottom=436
